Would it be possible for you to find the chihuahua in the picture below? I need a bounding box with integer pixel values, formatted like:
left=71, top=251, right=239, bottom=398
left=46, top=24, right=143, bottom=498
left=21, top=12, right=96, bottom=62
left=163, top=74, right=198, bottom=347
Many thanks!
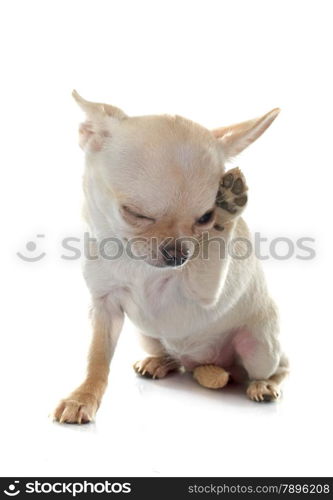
left=53, top=91, right=288, bottom=423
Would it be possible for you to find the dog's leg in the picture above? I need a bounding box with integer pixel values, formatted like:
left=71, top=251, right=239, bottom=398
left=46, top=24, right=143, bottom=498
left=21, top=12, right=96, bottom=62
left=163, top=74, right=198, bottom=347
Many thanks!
left=234, top=305, right=288, bottom=402
left=53, top=297, right=124, bottom=423
left=246, top=354, right=289, bottom=402
left=217, top=169, right=288, bottom=401
left=133, top=335, right=180, bottom=379
left=183, top=167, right=249, bottom=308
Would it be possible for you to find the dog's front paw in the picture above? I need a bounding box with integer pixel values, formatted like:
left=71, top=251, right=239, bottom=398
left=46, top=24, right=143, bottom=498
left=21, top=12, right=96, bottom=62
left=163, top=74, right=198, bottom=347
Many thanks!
left=133, top=356, right=179, bottom=379
left=53, top=392, right=98, bottom=424
left=247, top=380, right=281, bottom=402
left=216, top=167, right=248, bottom=220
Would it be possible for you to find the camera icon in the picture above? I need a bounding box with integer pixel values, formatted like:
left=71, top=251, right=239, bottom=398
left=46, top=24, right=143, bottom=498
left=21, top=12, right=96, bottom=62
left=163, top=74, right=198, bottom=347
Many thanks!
left=4, top=480, right=20, bottom=496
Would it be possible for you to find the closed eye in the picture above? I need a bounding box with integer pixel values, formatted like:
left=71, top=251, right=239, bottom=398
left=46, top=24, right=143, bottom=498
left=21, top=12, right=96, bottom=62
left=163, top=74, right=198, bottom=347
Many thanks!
left=196, top=209, right=215, bottom=225
left=122, top=205, right=155, bottom=222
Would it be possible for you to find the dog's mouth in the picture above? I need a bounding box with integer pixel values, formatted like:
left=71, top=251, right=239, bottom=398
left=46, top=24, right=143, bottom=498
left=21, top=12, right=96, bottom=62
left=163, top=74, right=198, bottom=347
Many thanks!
left=145, top=257, right=189, bottom=270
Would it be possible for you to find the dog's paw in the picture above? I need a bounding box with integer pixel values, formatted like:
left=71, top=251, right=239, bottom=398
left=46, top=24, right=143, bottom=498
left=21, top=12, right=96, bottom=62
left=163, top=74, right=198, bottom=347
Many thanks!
left=216, top=167, right=248, bottom=219
left=247, top=380, right=281, bottom=402
left=52, top=392, right=98, bottom=424
left=133, top=356, right=179, bottom=379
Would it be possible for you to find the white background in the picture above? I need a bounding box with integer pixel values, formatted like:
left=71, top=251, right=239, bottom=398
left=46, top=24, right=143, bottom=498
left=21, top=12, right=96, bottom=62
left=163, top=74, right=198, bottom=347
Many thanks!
left=1, top=0, right=332, bottom=478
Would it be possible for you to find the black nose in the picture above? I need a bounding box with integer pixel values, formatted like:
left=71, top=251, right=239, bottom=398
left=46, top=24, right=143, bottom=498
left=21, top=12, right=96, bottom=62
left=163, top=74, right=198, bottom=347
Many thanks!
left=161, top=242, right=188, bottom=267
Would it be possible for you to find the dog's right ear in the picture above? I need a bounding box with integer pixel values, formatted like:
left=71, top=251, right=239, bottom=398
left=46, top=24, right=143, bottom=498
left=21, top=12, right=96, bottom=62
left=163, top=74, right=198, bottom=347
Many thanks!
left=72, top=90, right=128, bottom=152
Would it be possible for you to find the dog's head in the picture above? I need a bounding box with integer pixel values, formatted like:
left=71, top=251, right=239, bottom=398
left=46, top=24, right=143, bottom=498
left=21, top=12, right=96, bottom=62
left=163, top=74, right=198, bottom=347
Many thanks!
left=74, top=91, right=279, bottom=268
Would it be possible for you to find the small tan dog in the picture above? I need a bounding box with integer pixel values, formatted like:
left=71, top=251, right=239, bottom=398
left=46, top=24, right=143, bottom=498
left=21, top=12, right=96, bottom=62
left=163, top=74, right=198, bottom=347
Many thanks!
left=54, top=91, right=288, bottom=424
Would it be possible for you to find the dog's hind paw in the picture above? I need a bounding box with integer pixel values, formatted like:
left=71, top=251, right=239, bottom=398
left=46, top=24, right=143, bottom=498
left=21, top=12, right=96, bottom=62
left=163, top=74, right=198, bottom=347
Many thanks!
left=133, top=356, right=179, bottom=379
left=216, top=168, right=248, bottom=219
left=247, top=380, right=281, bottom=402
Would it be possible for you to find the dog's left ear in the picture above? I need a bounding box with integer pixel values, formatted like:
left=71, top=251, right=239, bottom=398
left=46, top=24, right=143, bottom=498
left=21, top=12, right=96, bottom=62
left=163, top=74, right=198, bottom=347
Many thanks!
left=72, top=90, right=128, bottom=152
left=212, top=108, right=280, bottom=160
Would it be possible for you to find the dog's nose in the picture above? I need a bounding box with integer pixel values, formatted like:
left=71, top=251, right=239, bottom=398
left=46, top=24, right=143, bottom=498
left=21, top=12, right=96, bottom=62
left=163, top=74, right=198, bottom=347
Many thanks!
left=161, top=242, right=189, bottom=267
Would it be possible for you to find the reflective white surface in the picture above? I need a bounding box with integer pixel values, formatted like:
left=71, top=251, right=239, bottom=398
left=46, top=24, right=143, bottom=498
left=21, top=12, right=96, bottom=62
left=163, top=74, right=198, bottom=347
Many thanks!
left=1, top=278, right=332, bottom=477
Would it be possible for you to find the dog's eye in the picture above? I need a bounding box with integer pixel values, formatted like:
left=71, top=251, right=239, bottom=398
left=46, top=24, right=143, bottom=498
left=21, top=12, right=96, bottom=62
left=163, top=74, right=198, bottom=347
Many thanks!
left=122, top=205, right=155, bottom=222
left=196, top=210, right=214, bottom=225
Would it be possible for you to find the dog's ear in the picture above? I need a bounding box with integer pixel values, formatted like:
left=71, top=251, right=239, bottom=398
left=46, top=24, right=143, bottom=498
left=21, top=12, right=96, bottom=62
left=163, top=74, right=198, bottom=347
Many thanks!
left=212, top=108, right=280, bottom=160
left=72, top=90, right=128, bottom=152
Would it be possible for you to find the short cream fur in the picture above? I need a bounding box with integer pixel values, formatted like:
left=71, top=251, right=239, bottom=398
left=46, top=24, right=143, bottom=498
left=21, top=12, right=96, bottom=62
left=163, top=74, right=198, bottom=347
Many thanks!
left=53, top=91, right=288, bottom=424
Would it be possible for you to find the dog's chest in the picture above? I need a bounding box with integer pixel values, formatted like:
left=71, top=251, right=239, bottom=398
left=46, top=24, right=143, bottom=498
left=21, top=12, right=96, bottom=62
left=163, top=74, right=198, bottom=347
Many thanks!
left=120, top=270, right=212, bottom=340
left=87, top=258, right=234, bottom=346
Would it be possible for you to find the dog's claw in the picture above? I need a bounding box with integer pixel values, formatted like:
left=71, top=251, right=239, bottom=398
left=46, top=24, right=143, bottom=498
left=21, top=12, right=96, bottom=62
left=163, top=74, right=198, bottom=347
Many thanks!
left=133, top=356, right=179, bottom=379
left=247, top=380, right=281, bottom=402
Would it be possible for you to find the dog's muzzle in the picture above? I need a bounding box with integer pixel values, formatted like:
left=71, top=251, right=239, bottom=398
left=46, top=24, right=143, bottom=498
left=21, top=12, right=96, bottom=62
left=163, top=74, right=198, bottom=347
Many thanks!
left=160, top=241, right=189, bottom=267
